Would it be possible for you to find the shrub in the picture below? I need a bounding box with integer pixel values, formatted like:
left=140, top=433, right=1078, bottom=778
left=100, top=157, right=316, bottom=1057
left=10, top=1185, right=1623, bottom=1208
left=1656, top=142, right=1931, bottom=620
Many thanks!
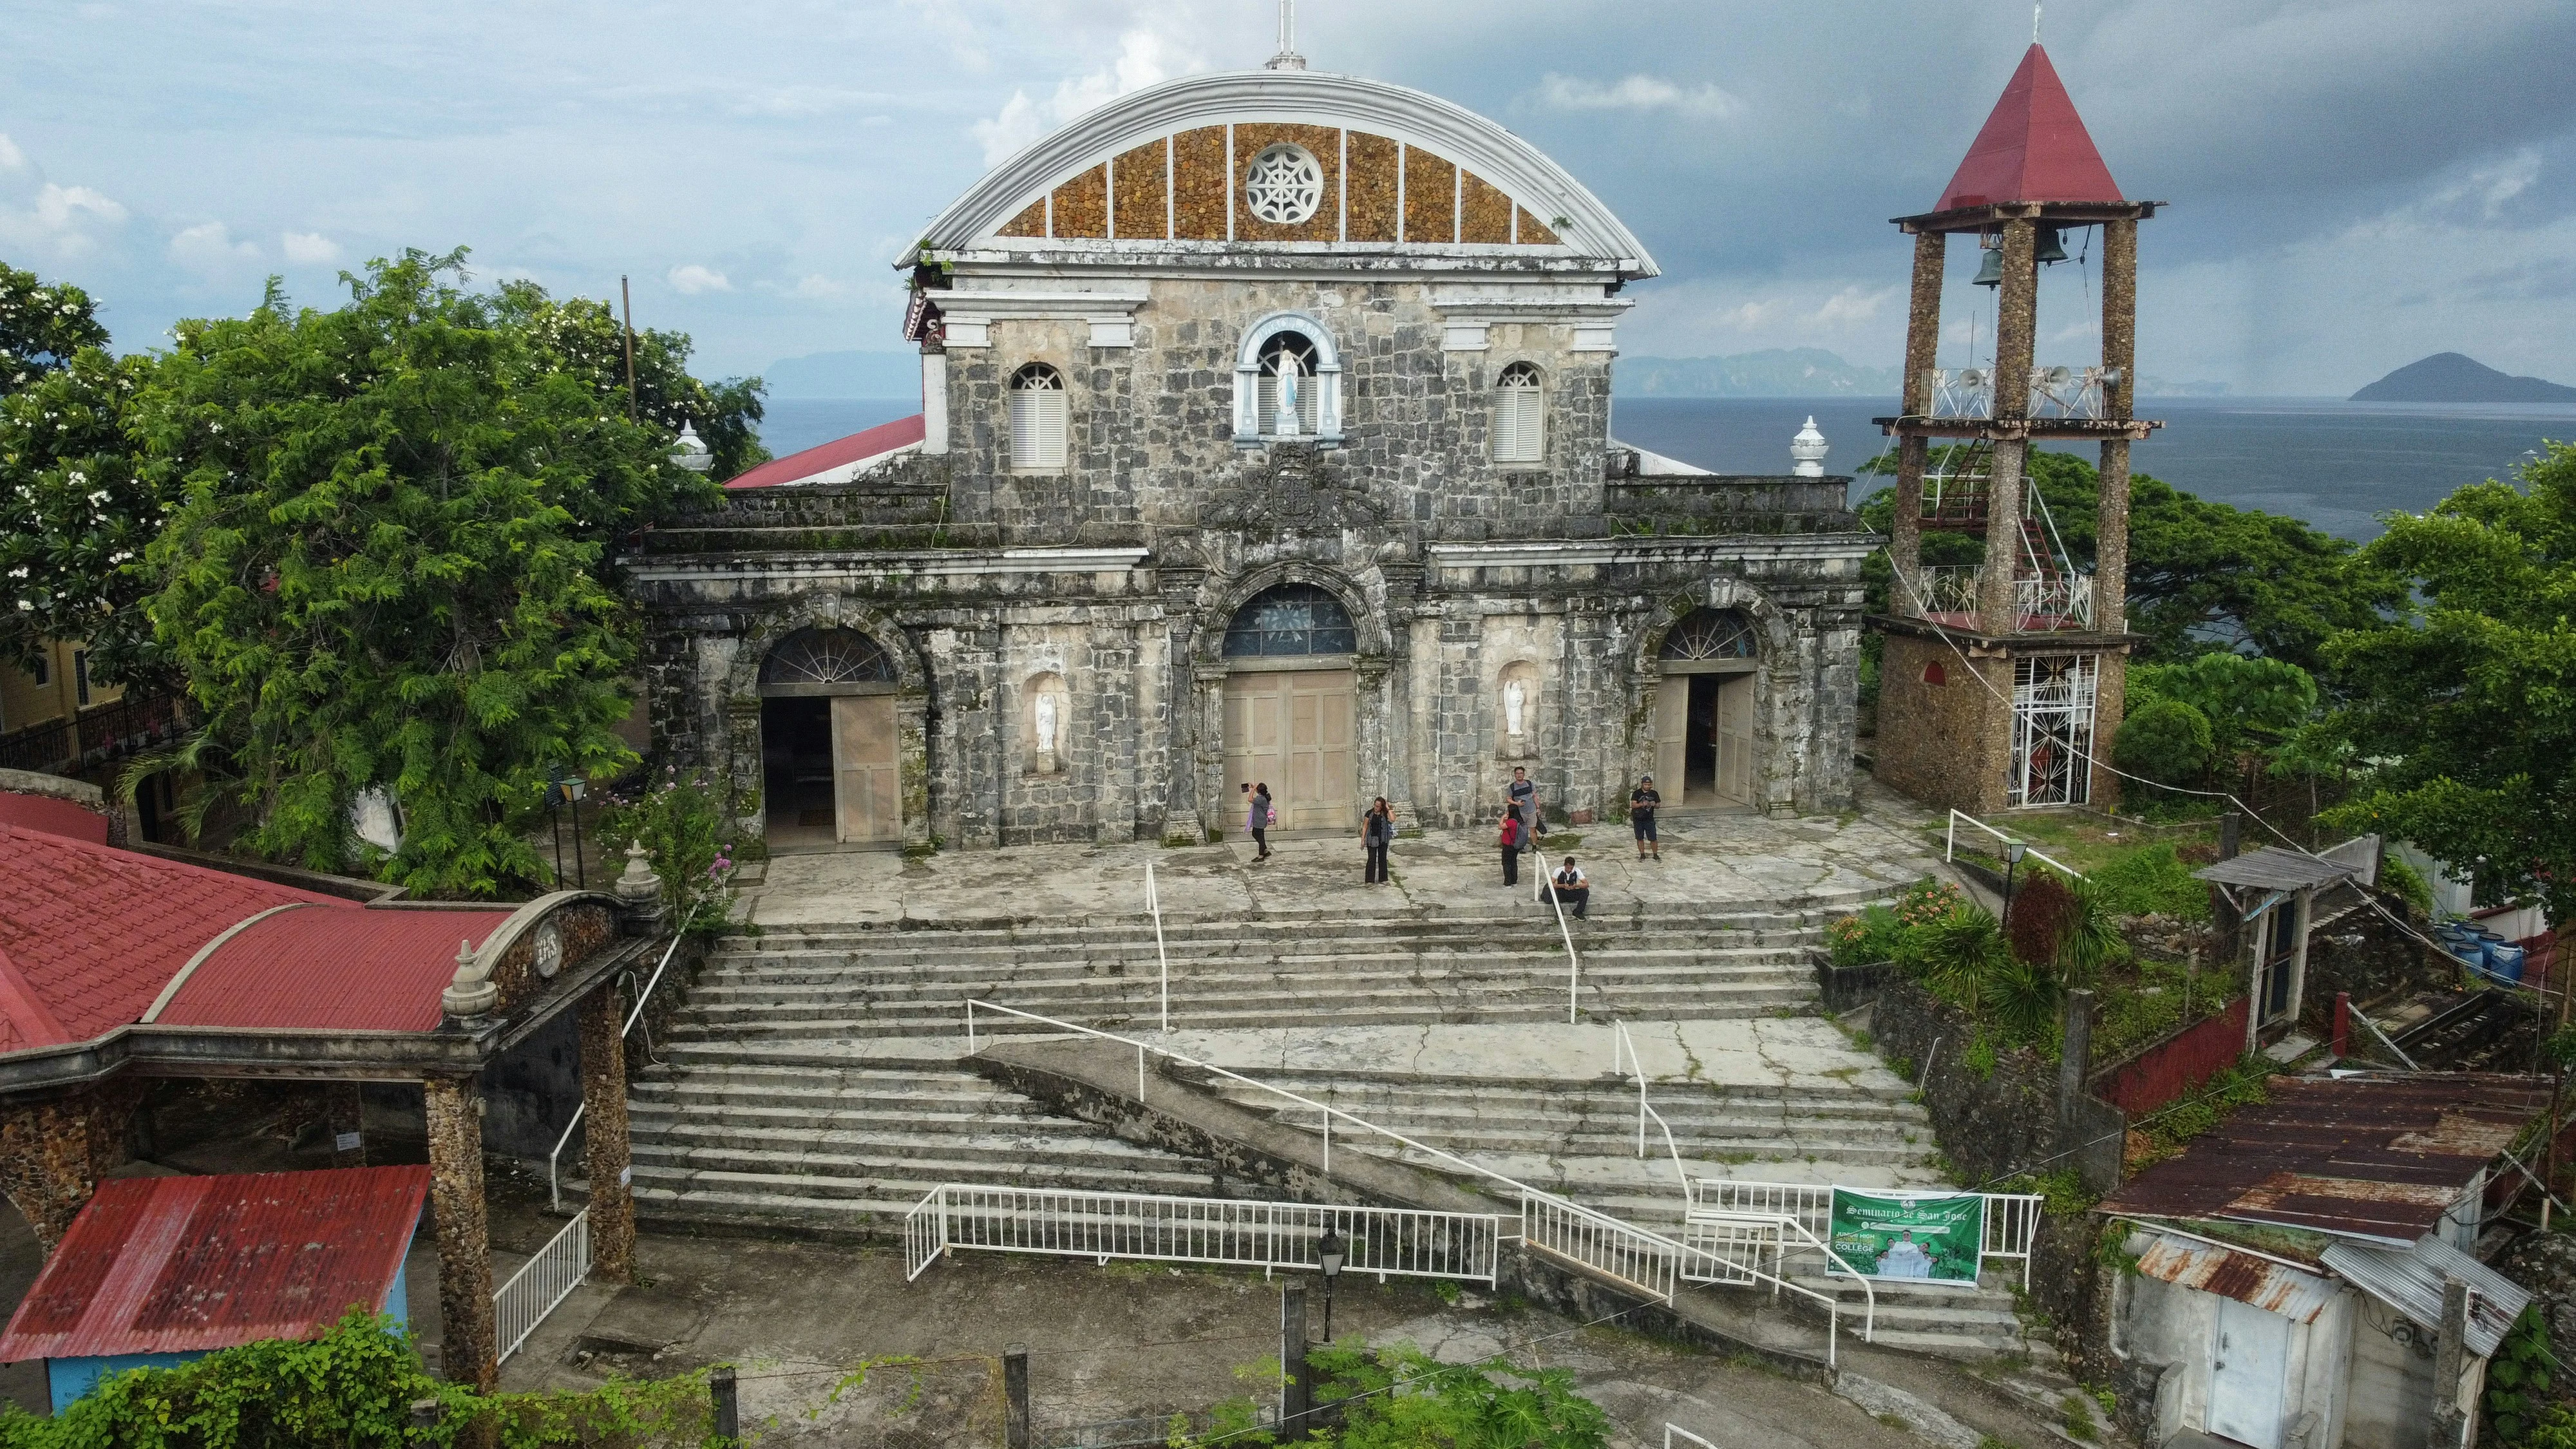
left=2114, top=697, right=2215, bottom=788
left=1297, top=1342, right=1611, bottom=1449
left=598, top=767, right=744, bottom=936
left=2005, top=871, right=2079, bottom=967
left=2379, top=855, right=2437, bottom=917
left=1828, top=905, right=1904, bottom=967
left=2487, top=1303, right=2556, bottom=1445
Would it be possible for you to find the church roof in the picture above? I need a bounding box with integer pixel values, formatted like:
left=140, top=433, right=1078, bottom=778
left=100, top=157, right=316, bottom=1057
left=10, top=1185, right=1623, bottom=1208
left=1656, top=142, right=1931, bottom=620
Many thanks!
left=912, top=68, right=1654, bottom=274
left=1935, top=44, right=2122, bottom=211
left=726, top=413, right=925, bottom=490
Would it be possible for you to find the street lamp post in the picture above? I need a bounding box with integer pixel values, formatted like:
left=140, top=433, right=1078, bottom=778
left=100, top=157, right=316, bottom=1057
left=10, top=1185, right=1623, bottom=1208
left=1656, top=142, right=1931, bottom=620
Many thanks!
left=2002, top=840, right=2027, bottom=929
left=1316, top=1223, right=1345, bottom=1343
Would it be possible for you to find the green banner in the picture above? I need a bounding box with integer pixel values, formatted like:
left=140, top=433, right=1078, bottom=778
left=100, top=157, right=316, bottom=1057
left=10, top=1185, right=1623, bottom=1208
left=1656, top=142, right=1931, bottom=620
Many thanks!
left=1828, top=1188, right=1985, bottom=1286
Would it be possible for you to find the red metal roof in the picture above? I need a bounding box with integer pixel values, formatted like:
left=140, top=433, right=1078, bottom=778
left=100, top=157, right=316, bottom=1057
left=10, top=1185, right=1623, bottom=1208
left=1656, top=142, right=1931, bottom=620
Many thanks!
left=0, top=1167, right=429, bottom=1363
left=155, top=905, right=513, bottom=1032
left=0, top=824, right=350, bottom=1052
left=0, top=791, right=109, bottom=845
left=2100, top=1074, right=2550, bottom=1245
left=725, top=413, right=927, bottom=489
left=1936, top=44, right=2123, bottom=211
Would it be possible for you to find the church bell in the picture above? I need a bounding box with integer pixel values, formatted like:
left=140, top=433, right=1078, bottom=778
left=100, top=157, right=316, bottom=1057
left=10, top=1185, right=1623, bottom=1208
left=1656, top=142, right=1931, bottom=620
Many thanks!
left=1971, top=225, right=2070, bottom=287
left=1971, top=242, right=2003, bottom=288
left=2034, top=225, right=2069, bottom=265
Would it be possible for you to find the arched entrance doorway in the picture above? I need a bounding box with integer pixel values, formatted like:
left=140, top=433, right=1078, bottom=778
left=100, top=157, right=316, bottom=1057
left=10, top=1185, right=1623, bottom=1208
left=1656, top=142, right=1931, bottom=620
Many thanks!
left=1220, top=584, right=1358, bottom=832
left=1654, top=609, right=1758, bottom=808
left=759, top=627, right=901, bottom=849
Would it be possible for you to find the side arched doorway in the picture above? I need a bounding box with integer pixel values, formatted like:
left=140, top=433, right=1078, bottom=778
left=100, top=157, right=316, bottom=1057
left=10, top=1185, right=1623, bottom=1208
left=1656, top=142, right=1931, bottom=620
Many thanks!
left=759, top=627, right=902, bottom=849
left=1220, top=584, right=1358, bottom=833
left=1654, top=609, right=1759, bottom=808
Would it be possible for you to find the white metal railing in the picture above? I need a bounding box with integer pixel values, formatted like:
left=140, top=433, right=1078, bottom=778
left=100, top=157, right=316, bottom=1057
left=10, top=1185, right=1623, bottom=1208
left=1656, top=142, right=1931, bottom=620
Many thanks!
left=1667, top=1425, right=1720, bottom=1449
left=1945, top=810, right=2086, bottom=879
left=1690, top=1179, right=2044, bottom=1291
left=495, top=1208, right=591, bottom=1363
left=1521, top=1194, right=1846, bottom=1362
left=1909, top=566, right=2094, bottom=629
left=551, top=905, right=699, bottom=1211
left=1609, top=1021, right=1689, bottom=1200
left=1540, top=857, right=1583, bottom=1023
left=960, top=999, right=1857, bottom=1362
left=1146, top=862, right=1172, bottom=1034
left=1920, top=366, right=2120, bottom=420
left=902, top=1184, right=1501, bottom=1286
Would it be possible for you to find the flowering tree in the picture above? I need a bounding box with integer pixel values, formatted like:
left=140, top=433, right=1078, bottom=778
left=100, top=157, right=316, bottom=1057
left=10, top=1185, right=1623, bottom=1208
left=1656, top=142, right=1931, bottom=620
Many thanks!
left=0, top=261, right=171, bottom=685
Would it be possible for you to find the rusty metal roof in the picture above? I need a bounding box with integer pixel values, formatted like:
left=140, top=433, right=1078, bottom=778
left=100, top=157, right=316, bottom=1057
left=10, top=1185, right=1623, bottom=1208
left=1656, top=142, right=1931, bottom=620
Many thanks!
left=2099, top=1073, right=2549, bottom=1244
left=2320, top=1235, right=2528, bottom=1359
left=2134, top=1230, right=2340, bottom=1323
left=2192, top=847, right=2358, bottom=892
left=0, top=1166, right=427, bottom=1363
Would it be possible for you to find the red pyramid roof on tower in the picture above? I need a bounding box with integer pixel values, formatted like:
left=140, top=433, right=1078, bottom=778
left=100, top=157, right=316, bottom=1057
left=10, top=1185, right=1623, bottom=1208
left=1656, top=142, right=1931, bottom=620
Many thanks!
left=1935, top=44, right=2122, bottom=211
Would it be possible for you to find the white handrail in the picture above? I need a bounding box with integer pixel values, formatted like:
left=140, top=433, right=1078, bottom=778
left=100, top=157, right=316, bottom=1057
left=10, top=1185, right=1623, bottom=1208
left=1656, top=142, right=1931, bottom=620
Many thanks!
left=1147, top=862, right=1171, bottom=1034
left=1609, top=1021, right=1690, bottom=1201
left=1945, top=809, right=2085, bottom=880
left=1543, top=859, right=1582, bottom=1024
left=960, top=997, right=1855, bottom=1362
left=1667, top=1424, right=1720, bottom=1449
left=550, top=904, right=699, bottom=1213
left=495, top=1208, right=591, bottom=1363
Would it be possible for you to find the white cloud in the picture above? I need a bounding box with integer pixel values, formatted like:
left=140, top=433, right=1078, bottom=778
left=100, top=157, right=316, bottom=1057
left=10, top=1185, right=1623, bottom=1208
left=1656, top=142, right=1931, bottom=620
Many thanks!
left=167, top=220, right=259, bottom=276
left=0, top=182, right=128, bottom=261
left=37, top=184, right=127, bottom=232
left=971, top=29, right=1181, bottom=166
left=1535, top=73, right=1743, bottom=120
left=0, top=135, right=25, bottom=173
left=668, top=263, right=732, bottom=294
left=1810, top=286, right=1896, bottom=327
left=281, top=230, right=341, bottom=265
left=790, top=274, right=853, bottom=300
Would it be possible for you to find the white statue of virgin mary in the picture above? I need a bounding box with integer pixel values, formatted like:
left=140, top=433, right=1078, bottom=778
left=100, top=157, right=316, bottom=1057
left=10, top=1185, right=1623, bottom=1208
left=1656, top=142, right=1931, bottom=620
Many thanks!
left=1274, top=356, right=1302, bottom=437
left=1034, top=690, right=1059, bottom=767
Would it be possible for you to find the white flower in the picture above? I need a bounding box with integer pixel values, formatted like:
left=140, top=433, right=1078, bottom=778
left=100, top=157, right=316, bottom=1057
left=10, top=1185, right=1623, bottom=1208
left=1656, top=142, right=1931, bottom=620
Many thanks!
left=14, top=601, right=28, bottom=611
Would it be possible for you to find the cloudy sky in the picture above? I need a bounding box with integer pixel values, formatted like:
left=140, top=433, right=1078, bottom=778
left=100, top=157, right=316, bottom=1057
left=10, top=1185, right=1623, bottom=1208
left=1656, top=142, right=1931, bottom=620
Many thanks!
left=5, top=0, right=2571, bottom=394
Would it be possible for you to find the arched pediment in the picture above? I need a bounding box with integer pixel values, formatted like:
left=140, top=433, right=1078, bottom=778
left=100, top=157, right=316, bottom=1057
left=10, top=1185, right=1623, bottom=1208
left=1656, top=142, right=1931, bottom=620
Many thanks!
left=910, top=70, right=1656, bottom=274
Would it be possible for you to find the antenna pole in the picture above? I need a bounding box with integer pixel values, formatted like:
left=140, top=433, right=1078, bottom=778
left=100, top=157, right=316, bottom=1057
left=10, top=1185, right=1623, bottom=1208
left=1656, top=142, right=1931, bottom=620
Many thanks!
left=620, top=275, right=638, bottom=422
left=1265, top=0, right=1305, bottom=70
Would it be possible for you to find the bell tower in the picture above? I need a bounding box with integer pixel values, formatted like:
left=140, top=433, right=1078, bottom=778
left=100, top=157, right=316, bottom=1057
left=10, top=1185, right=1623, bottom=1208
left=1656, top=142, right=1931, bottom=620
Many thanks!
left=1871, top=43, right=2160, bottom=815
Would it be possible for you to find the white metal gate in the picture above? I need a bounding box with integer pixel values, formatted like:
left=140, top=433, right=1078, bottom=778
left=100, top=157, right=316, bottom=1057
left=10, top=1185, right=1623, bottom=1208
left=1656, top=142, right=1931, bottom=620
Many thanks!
left=904, top=1185, right=1499, bottom=1286
left=2009, top=653, right=2098, bottom=806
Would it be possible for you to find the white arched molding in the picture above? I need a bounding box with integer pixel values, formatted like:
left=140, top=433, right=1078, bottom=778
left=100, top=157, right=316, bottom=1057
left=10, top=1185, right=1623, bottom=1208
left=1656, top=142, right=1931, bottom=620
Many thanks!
left=1233, top=312, right=1345, bottom=448
left=905, top=70, right=1658, bottom=274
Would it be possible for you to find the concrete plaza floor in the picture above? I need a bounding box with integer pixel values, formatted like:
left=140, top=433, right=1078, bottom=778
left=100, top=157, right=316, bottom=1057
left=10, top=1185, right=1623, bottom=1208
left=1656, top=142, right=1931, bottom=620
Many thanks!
left=741, top=782, right=1947, bottom=929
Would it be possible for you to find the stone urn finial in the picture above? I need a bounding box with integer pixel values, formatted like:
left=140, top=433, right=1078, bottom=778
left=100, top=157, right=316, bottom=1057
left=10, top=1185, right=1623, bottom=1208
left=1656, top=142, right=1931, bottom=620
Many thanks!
left=1790, top=416, right=1829, bottom=478
left=440, top=936, right=498, bottom=1021
left=615, top=838, right=670, bottom=937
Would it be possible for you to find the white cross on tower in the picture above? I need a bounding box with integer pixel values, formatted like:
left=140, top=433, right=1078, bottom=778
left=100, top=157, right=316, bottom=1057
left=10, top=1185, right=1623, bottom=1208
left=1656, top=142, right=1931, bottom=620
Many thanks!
left=1266, top=0, right=1307, bottom=71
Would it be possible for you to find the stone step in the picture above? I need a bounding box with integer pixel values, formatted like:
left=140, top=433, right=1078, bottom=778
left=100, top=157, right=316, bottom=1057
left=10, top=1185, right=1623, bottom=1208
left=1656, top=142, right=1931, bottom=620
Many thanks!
left=696, top=949, right=1815, bottom=984
left=665, top=995, right=1817, bottom=1038
left=722, top=910, right=1839, bottom=951
left=688, top=956, right=1810, bottom=995
left=674, top=980, right=1812, bottom=1024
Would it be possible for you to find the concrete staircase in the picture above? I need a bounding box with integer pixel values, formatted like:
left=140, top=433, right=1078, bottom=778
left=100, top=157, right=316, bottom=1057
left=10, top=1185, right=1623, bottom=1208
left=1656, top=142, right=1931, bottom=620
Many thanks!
left=668, top=907, right=1828, bottom=1042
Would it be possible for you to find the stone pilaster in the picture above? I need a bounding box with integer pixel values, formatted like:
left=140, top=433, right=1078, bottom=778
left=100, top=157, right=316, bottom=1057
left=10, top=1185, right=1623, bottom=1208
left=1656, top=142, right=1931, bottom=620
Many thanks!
left=578, top=985, right=636, bottom=1285
left=0, top=1083, right=141, bottom=1253
left=2096, top=217, right=2138, bottom=636
left=1890, top=230, right=1943, bottom=615
left=424, top=1074, right=497, bottom=1391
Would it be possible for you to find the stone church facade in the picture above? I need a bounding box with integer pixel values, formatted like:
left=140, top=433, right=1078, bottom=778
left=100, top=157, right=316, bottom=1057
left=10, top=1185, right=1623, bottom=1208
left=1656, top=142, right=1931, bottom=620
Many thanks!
left=630, top=65, right=1873, bottom=852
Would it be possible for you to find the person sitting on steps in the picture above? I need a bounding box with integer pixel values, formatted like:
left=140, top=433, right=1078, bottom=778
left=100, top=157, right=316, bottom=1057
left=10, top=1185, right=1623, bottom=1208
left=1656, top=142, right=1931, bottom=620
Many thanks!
left=1547, top=855, right=1590, bottom=920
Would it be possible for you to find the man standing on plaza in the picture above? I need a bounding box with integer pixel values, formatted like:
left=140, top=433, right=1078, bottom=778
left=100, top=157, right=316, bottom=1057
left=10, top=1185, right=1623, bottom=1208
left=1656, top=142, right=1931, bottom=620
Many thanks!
left=1629, top=775, right=1662, bottom=862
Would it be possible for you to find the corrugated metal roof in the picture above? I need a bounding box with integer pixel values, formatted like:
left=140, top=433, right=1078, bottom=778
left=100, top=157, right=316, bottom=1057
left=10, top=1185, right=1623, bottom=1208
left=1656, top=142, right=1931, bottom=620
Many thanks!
left=2134, top=1231, right=2341, bottom=1323
left=726, top=413, right=926, bottom=489
left=0, top=824, right=352, bottom=1054
left=2193, top=847, right=2358, bottom=892
left=2320, top=1235, right=2530, bottom=1359
left=156, top=906, right=512, bottom=1032
left=0, top=1167, right=428, bottom=1363
left=2100, top=1074, right=2550, bottom=1243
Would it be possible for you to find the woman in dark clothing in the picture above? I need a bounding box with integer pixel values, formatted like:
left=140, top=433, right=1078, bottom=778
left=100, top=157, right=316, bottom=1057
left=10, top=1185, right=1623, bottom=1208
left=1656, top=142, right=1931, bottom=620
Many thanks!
left=1498, top=807, right=1523, bottom=886
left=1361, top=797, right=1393, bottom=884
left=1247, top=782, right=1274, bottom=860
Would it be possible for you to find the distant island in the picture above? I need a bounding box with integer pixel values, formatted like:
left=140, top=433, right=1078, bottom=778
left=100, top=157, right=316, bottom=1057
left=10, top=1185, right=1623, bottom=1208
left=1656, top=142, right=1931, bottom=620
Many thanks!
left=2351, top=352, right=2576, bottom=404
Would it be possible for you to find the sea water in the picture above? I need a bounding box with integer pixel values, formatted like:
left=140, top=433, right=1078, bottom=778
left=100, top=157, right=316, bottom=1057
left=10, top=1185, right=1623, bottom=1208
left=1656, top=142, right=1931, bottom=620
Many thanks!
left=756, top=395, right=2576, bottom=543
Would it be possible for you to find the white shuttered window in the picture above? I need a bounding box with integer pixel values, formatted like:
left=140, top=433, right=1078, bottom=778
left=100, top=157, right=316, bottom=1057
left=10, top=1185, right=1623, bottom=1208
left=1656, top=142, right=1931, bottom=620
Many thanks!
left=1493, top=364, right=1544, bottom=464
left=1009, top=365, right=1068, bottom=469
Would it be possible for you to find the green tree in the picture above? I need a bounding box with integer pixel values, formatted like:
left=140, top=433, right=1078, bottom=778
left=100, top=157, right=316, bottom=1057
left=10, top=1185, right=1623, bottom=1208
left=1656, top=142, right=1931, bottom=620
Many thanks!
left=137, top=250, right=724, bottom=895
left=2130, top=652, right=2318, bottom=770
left=2113, top=696, right=2214, bottom=788
left=0, top=260, right=171, bottom=684
left=2324, top=440, right=2576, bottom=922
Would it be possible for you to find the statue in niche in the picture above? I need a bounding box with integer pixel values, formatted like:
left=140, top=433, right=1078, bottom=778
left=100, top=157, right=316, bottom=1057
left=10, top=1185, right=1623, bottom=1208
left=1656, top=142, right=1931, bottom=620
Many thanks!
left=1034, top=690, right=1060, bottom=772
left=1504, top=679, right=1528, bottom=747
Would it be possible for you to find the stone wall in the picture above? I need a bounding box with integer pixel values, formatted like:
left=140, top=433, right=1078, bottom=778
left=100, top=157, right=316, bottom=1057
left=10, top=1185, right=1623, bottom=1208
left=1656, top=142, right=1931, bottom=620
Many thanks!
left=1873, top=634, right=2009, bottom=815
left=1869, top=975, right=2123, bottom=1194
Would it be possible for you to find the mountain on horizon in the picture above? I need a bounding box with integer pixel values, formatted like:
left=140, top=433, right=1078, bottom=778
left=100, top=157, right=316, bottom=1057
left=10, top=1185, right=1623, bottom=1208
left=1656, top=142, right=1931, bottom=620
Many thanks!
left=2351, top=352, right=2576, bottom=404
left=1616, top=349, right=1900, bottom=398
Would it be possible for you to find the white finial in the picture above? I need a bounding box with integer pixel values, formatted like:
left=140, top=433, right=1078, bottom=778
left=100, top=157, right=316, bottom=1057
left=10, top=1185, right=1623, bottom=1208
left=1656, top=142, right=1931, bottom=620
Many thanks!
left=1266, top=0, right=1306, bottom=70
left=1790, top=416, right=1829, bottom=477
left=2033, top=1, right=2043, bottom=44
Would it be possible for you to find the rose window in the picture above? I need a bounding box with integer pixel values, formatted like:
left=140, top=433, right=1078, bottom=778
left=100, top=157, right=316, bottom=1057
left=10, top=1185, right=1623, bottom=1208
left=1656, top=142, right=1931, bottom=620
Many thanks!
left=1244, top=145, right=1324, bottom=225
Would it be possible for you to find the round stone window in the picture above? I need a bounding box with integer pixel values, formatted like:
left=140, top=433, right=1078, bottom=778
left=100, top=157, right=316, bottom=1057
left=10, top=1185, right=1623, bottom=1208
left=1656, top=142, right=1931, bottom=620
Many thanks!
left=1244, top=144, right=1324, bottom=225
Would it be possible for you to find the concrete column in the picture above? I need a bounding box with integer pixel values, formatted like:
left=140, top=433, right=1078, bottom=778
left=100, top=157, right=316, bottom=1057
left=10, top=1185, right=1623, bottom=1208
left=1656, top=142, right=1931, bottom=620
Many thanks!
left=1888, top=436, right=1928, bottom=618
left=424, top=1074, right=497, bottom=1392
left=921, top=347, right=949, bottom=456
left=1991, top=219, right=2038, bottom=422
left=1976, top=440, right=2029, bottom=634
left=0, top=1085, right=136, bottom=1253
left=2096, top=218, right=2138, bottom=635
left=1978, top=218, right=2038, bottom=638
left=2056, top=988, right=2096, bottom=1142
left=579, top=983, right=637, bottom=1286
left=1003, top=1344, right=1032, bottom=1449
left=2430, top=1276, right=2471, bottom=1448
left=1280, top=1286, right=1312, bottom=1435
left=1888, top=231, right=1946, bottom=622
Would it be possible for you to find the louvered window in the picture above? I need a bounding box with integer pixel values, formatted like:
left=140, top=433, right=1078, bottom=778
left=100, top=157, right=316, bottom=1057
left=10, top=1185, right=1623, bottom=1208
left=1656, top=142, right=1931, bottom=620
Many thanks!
left=1493, top=363, right=1544, bottom=464
left=1256, top=332, right=1320, bottom=437
left=1008, top=364, right=1067, bottom=469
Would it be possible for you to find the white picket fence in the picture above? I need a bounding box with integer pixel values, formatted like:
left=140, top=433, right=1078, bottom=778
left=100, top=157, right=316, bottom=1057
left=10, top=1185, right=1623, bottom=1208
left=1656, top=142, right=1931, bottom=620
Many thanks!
left=1690, top=1179, right=2044, bottom=1290
left=495, top=1208, right=592, bottom=1363
left=904, top=1184, right=1502, bottom=1287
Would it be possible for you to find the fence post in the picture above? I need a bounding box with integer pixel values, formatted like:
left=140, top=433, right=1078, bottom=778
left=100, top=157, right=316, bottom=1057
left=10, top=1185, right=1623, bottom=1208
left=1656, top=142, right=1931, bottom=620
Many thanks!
left=1281, top=1287, right=1312, bottom=1436
left=1005, top=1345, right=1033, bottom=1449
left=711, top=1365, right=739, bottom=1442
left=2332, top=991, right=2351, bottom=1059
left=2055, top=989, right=2096, bottom=1138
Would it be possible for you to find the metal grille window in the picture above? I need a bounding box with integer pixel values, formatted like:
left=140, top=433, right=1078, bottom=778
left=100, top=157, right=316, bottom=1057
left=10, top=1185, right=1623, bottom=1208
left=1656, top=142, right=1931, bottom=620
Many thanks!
left=759, top=627, right=896, bottom=690
left=1255, top=332, right=1320, bottom=438
left=2009, top=653, right=2098, bottom=806
left=1222, top=583, right=1357, bottom=658
left=1007, top=363, right=1067, bottom=469
left=1658, top=609, right=1756, bottom=661
left=1493, top=363, right=1544, bottom=464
